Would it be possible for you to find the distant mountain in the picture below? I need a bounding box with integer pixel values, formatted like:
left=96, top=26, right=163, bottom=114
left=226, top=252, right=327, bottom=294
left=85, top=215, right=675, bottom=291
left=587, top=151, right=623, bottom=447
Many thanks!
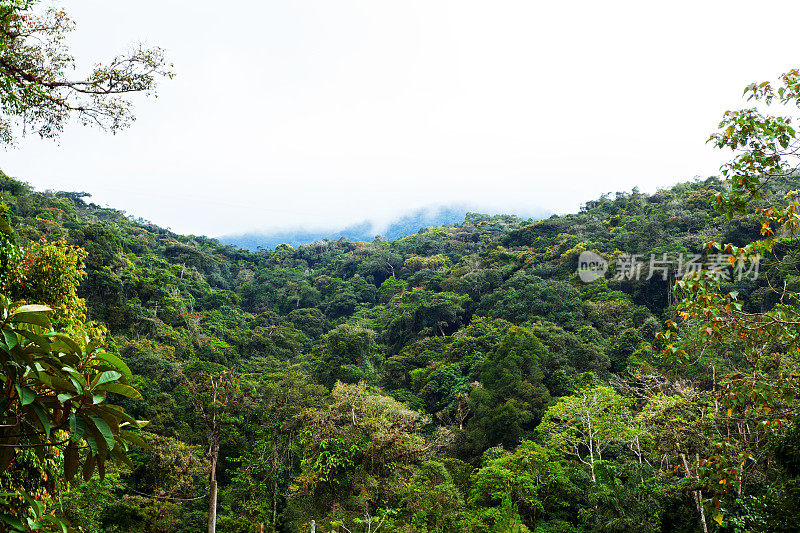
left=219, top=205, right=547, bottom=251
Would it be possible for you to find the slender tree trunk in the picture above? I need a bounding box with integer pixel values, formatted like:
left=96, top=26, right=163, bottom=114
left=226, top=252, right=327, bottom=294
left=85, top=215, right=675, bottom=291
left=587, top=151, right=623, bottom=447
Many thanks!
left=208, top=447, right=218, bottom=533
left=586, top=405, right=596, bottom=483
left=208, top=377, right=220, bottom=533
left=272, top=480, right=278, bottom=526
left=680, top=452, right=708, bottom=533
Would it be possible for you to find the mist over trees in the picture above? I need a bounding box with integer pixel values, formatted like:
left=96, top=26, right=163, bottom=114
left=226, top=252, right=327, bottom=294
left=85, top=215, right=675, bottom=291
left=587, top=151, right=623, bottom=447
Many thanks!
left=2, top=2, right=800, bottom=532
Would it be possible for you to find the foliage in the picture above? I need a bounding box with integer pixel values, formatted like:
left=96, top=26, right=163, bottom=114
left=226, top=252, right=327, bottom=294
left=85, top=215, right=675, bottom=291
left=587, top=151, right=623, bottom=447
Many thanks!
left=0, top=0, right=173, bottom=143
left=4, top=69, right=800, bottom=531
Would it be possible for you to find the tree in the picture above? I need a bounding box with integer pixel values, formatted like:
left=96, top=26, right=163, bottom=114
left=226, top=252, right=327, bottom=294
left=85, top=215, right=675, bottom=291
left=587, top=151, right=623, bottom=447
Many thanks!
left=465, top=441, right=575, bottom=532
left=538, top=385, right=629, bottom=483
left=181, top=363, right=240, bottom=533
left=311, top=325, right=380, bottom=389
left=0, top=223, right=148, bottom=531
left=0, top=0, right=173, bottom=144
left=221, top=369, right=326, bottom=533
left=289, top=382, right=452, bottom=532
left=661, top=68, right=800, bottom=525
left=466, top=326, right=551, bottom=451
left=403, top=460, right=463, bottom=532
left=0, top=298, right=148, bottom=531
left=9, top=237, right=88, bottom=329
left=476, top=273, right=587, bottom=330
left=635, top=389, right=712, bottom=533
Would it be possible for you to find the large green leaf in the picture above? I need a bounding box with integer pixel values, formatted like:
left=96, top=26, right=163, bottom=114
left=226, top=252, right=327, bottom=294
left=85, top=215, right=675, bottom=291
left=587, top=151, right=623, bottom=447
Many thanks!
left=86, top=414, right=115, bottom=449
left=69, top=412, right=85, bottom=442
left=14, top=384, right=35, bottom=406
left=47, top=334, right=80, bottom=355
left=12, top=304, right=52, bottom=314
left=29, top=403, right=51, bottom=439
left=96, top=383, right=143, bottom=400
left=11, top=310, right=51, bottom=328
left=92, top=351, right=132, bottom=378
left=92, top=370, right=122, bottom=388
left=120, top=430, right=152, bottom=451
left=15, top=329, right=51, bottom=352
left=2, top=330, right=18, bottom=350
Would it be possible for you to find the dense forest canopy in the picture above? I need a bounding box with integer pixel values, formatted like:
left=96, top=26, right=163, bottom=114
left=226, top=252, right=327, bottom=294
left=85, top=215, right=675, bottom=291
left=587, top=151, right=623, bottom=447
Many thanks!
left=2, top=2, right=800, bottom=532
left=0, top=159, right=798, bottom=532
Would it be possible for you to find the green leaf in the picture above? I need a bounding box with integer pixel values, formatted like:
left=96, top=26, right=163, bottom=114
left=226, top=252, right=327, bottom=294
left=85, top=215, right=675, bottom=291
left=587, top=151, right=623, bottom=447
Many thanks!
left=15, top=385, right=35, bottom=406
left=11, top=311, right=51, bottom=328
left=48, top=335, right=80, bottom=355
left=0, top=514, right=25, bottom=531
left=21, top=491, right=42, bottom=519
left=37, top=515, right=69, bottom=533
left=92, top=351, right=132, bottom=378
left=87, top=414, right=115, bottom=449
left=96, top=383, right=142, bottom=400
left=96, top=404, right=139, bottom=427
left=2, top=330, right=18, bottom=350
left=30, top=404, right=51, bottom=439
left=16, top=329, right=51, bottom=352
left=120, top=430, right=152, bottom=451
left=69, top=412, right=85, bottom=442
left=93, top=371, right=122, bottom=387
left=62, top=368, right=85, bottom=394
left=12, top=304, right=52, bottom=314
left=110, top=443, right=134, bottom=469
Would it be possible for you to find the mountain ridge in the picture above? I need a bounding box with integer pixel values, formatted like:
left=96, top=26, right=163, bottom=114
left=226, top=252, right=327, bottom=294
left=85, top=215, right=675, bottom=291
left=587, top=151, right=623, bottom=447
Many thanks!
left=219, top=204, right=548, bottom=250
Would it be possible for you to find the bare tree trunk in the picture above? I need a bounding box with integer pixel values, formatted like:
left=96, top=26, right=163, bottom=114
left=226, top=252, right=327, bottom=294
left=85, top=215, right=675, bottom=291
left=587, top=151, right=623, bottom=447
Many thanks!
left=680, top=452, right=708, bottom=533
left=586, top=405, right=596, bottom=483
left=272, top=449, right=279, bottom=528
left=208, top=377, right=220, bottom=533
left=208, top=449, right=218, bottom=533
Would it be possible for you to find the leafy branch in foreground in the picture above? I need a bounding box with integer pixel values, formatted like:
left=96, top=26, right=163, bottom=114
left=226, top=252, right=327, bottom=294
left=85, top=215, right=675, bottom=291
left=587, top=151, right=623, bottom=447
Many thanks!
left=0, top=0, right=173, bottom=144
left=0, top=296, right=149, bottom=531
left=662, top=69, right=800, bottom=528
left=0, top=215, right=148, bottom=532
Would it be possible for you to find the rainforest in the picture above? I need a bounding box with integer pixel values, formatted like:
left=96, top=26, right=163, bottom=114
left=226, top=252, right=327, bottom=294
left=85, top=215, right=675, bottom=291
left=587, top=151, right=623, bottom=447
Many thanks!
left=3, top=1, right=800, bottom=532
left=1, top=167, right=799, bottom=532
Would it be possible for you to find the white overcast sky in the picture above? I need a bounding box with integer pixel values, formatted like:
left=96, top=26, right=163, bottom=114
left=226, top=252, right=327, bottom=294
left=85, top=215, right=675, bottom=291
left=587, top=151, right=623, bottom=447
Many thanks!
left=1, top=0, right=799, bottom=237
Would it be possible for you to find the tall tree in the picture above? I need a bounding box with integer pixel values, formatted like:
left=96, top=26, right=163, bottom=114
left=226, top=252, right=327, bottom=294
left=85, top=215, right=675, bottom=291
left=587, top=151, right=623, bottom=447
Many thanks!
left=538, top=385, right=629, bottom=483
left=182, top=364, right=240, bottom=533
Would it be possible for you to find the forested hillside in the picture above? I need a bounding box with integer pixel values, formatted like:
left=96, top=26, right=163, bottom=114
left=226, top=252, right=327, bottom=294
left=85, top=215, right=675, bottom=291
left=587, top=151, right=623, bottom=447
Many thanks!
left=1, top=168, right=798, bottom=533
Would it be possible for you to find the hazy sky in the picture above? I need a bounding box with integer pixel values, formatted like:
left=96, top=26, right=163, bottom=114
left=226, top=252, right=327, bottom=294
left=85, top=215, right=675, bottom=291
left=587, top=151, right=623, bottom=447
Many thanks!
left=2, top=0, right=799, bottom=237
